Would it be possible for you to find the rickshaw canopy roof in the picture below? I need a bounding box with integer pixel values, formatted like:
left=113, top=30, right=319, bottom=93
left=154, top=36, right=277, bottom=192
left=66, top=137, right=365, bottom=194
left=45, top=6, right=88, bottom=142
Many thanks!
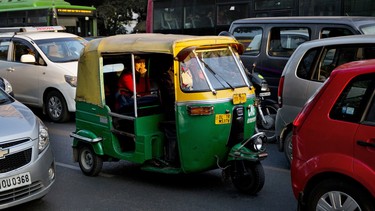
left=76, top=33, right=244, bottom=106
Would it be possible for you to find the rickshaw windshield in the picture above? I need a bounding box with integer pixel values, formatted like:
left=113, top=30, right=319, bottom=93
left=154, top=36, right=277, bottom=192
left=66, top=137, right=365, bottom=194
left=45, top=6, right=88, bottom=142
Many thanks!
left=180, top=47, right=248, bottom=92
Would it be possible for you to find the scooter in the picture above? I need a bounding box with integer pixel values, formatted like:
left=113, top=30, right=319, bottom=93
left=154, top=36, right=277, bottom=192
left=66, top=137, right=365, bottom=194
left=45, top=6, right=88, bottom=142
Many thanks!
left=247, top=64, right=279, bottom=142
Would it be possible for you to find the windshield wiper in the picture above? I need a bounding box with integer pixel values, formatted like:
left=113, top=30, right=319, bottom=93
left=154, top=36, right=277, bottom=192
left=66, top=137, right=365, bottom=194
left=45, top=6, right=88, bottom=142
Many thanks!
left=197, top=58, right=235, bottom=90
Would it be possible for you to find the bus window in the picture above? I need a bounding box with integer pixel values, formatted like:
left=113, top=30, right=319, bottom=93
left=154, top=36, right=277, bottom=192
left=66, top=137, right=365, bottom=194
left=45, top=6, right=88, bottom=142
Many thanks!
left=217, top=4, right=248, bottom=26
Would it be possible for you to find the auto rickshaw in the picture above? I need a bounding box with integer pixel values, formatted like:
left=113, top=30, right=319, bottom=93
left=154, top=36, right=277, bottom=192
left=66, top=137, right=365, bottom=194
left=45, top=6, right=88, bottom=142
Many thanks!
left=70, top=34, right=268, bottom=194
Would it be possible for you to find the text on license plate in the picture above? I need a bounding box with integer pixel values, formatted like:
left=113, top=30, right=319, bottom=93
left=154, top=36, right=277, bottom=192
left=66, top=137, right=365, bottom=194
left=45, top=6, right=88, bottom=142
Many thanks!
left=215, top=114, right=231, bottom=124
left=0, top=172, right=31, bottom=192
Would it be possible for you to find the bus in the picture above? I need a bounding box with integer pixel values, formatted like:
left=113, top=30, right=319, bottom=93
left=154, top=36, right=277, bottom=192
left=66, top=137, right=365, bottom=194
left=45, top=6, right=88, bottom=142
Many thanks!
left=0, top=0, right=97, bottom=37
left=146, top=0, right=375, bottom=35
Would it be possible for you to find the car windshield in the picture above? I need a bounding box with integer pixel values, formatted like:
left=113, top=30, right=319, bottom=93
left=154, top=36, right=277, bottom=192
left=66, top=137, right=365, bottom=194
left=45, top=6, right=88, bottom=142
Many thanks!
left=360, top=24, right=375, bottom=35
left=35, top=37, right=86, bottom=63
left=180, top=47, right=248, bottom=92
left=0, top=89, right=12, bottom=105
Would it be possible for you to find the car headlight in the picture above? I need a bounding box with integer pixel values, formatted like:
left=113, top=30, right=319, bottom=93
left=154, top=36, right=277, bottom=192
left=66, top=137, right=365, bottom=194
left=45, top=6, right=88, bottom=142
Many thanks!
left=38, top=119, right=50, bottom=153
left=2, top=78, right=13, bottom=94
left=65, top=75, right=77, bottom=87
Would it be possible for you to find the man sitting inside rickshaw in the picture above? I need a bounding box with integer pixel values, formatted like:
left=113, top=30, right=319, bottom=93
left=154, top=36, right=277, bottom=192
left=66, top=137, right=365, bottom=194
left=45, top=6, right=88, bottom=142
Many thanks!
left=116, top=57, right=158, bottom=113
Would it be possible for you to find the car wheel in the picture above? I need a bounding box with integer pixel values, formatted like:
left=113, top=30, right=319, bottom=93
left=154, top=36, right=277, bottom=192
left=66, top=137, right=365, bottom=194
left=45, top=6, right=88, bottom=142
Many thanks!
left=45, top=90, right=70, bottom=122
left=306, top=179, right=375, bottom=211
left=78, top=145, right=103, bottom=176
left=230, top=161, right=265, bottom=195
left=283, top=131, right=292, bottom=167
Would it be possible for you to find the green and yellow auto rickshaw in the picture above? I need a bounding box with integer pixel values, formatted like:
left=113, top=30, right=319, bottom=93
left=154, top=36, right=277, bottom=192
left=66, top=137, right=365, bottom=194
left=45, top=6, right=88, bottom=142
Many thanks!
left=70, top=34, right=268, bottom=194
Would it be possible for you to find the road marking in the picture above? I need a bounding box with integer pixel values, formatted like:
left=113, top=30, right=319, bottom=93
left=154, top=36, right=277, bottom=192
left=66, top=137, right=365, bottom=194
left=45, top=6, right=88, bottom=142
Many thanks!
left=55, top=162, right=115, bottom=177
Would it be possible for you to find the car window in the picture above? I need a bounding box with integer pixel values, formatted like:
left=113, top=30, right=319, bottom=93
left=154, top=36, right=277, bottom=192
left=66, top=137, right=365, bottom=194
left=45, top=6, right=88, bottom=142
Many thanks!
left=298, top=45, right=375, bottom=82
left=296, top=48, right=320, bottom=80
left=364, top=95, right=375, bottom=124
left=330, top=73, right=375, bottom=123
left=35, top=37, right=85, bottom=63
left=268, top=27, right=310, bottom=57
left=232, top=27, right=262, bottom=56
left=320, top=28, right=354, bottom=38
left=12, top=39, right=36, bottom=63
left=0, top=38, right=10, bottom=61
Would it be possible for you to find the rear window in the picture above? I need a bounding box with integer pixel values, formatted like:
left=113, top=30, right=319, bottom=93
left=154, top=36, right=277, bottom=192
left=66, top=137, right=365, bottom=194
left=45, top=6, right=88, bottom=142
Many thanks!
left=330, top=73, right=375, bottom=123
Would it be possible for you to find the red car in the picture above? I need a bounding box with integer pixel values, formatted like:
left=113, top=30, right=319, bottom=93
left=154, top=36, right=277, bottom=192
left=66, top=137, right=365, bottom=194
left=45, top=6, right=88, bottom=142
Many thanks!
left=291, top=59, right=375, bottom=210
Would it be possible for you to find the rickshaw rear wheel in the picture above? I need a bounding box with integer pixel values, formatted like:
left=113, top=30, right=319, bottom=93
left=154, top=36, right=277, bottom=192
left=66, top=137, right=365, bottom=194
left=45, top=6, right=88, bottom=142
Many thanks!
left=78, top=145, right=103, bottom=176
left=230, top=161, right=265, bottom=195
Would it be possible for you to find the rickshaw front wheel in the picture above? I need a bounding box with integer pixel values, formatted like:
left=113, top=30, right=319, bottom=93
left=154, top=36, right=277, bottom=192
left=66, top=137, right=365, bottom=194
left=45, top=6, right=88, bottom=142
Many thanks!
left=78, top=145, right=103, bottom=176
left=230, top=161, right=265, bottom=195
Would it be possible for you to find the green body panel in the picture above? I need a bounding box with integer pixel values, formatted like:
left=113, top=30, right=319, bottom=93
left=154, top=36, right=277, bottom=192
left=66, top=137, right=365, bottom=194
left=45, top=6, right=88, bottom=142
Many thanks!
left=74, top=101, right=165, bottom=164
left=176, top=99, right=256, bottom=173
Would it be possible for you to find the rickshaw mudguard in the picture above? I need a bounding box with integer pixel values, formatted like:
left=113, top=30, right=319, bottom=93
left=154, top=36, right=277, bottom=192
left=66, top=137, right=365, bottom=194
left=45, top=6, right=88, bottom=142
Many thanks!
left=227, top=142, right=268, bottom=162
left=71, top=130, right=104, bottom=156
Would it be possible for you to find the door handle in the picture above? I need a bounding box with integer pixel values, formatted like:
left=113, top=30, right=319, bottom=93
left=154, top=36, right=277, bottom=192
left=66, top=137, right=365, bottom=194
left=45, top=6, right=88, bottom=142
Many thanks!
left=6, top=67, right=15, bottom=72
left=357, top=140, right=375, bottom=148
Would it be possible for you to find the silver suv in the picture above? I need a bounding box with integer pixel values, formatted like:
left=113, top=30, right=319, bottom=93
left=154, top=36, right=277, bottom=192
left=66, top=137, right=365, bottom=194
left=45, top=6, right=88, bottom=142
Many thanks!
left=0, top=81, right=55, bottom=209
left=0, top=26, right=86, bottom=122
left=275, top=35, right=375, bottom=166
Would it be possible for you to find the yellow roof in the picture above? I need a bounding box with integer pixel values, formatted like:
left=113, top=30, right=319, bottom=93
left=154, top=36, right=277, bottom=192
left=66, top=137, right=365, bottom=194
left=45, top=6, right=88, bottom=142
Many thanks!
left=76, top=33, right=243, bottom=106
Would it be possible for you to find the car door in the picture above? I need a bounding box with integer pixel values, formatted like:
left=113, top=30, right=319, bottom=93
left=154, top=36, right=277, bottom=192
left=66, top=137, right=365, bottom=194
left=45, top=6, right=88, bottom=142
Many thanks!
left=354, top=81, right=375, bottom=177
left=5, top=38, right=41, bottom=105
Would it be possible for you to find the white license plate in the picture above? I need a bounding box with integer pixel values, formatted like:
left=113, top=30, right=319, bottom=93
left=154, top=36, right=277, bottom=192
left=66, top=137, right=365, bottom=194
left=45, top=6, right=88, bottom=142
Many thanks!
left=0, top=172, right=31, bottom=192
left=259, top=92, right=271, bottom=97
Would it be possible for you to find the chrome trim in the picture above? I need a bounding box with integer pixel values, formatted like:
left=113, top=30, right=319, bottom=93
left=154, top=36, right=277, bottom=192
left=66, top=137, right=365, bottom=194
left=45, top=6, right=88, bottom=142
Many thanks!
left=176, top=94, right=255, bottom=106
left=70, top=133, right=102, bottom=143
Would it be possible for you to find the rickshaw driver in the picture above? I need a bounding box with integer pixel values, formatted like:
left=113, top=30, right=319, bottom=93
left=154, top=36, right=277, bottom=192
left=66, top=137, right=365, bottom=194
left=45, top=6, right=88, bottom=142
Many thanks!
left=116, top=57, right=158, bottom=112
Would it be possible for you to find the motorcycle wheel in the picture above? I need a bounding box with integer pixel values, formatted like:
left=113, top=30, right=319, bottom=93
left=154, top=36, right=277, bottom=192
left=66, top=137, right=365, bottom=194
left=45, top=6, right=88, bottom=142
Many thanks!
left=230, top=161, right=265, bottom=195
left=257, top=102, right=278, bottom=142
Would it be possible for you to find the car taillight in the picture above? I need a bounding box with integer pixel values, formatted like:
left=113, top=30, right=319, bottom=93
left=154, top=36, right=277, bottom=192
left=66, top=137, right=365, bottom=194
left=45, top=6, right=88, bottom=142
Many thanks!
left=277, top=76, right=285, bottom=107
left=293, top=79, right=330, bottom=134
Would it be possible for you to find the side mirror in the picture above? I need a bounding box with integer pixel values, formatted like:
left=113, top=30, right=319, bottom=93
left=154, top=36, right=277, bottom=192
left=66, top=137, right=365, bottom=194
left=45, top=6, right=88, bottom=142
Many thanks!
left=20, top=54, right=36, bottom=63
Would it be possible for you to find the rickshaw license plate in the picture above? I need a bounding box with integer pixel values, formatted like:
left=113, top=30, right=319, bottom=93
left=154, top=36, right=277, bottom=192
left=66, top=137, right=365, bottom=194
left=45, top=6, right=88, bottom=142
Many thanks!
left=233, top=93, right=247, bottom=105
left=0, top=172, right=31, bottom=192
left=215, top=114, right=231, bottom=124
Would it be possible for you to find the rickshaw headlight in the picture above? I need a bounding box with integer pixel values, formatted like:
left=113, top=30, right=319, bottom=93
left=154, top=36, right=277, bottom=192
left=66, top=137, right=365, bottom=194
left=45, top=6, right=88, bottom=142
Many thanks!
left=65, top=75, right=77, bottom=87
left=38, top=119, right=50, bottom=154
left=243, top=133, right=267, bottom=152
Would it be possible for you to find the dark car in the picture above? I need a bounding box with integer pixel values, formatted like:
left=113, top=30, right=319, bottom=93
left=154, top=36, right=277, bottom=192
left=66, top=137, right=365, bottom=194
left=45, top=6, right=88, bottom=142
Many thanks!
left=291, top=59, right=375, bottom=210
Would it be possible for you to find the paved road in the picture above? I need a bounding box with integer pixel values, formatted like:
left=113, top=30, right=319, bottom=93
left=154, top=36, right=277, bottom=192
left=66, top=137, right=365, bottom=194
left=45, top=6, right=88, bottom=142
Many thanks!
left=6, top=117, right=297, bottom=211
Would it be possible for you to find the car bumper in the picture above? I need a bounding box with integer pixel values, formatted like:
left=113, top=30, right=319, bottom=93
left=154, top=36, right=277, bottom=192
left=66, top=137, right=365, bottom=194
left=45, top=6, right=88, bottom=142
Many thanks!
left=0, top=145, right=55, bottom=209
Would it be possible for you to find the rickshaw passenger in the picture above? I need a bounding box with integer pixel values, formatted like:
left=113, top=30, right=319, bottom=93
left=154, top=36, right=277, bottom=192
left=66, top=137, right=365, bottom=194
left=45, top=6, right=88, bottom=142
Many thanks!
left=116, top=58, right=158, bottom=112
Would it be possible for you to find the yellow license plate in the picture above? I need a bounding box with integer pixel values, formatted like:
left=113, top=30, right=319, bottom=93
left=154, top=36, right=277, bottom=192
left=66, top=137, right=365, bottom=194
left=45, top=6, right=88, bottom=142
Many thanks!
left=215, top=114, right=231, bottom=124
left=233, top=93, right=247, bottom=105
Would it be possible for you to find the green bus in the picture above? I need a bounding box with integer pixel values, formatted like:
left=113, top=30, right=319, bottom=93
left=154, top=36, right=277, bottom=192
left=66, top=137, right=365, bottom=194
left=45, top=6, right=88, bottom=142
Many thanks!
left=0, top=0, right=97, bottom=37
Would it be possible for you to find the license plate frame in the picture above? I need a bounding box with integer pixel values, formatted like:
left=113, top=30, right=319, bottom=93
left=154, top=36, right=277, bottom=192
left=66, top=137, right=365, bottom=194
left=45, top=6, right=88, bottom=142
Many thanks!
left=0, top=172, right=32, bottom=192
left=233, top=93, right=247, bottom=105
left=215, top=114, right=231, bottom=124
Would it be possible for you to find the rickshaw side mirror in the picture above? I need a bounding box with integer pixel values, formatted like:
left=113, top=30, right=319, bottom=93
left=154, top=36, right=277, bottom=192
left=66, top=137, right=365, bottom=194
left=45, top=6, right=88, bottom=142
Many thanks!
left=176, top=46, right=197, bottom=61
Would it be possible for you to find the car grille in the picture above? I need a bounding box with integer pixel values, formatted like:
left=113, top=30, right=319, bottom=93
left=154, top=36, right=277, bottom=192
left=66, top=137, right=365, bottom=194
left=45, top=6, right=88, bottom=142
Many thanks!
left=0, top=148, right=32, bottom=173
left=0, top=139, right=29, bottom=149
left=0, top=181, right=43, bottom=205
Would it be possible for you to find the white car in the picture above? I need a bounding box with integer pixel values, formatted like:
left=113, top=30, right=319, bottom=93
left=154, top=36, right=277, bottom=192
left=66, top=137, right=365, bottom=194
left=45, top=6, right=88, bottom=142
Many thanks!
left=0, top=26, right=86, bottom=122
left=0, top=81, right=55, bottom=209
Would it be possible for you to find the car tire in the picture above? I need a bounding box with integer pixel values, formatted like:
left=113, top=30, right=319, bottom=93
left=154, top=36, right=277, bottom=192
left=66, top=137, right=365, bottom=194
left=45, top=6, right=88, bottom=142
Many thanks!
left=306, top=179, right=375, bottom=211
left=78, top=145, right=103, bottom=176
left=283, top=131, right=292, bottom=167
left=45, top=90, right=70, bottom=123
